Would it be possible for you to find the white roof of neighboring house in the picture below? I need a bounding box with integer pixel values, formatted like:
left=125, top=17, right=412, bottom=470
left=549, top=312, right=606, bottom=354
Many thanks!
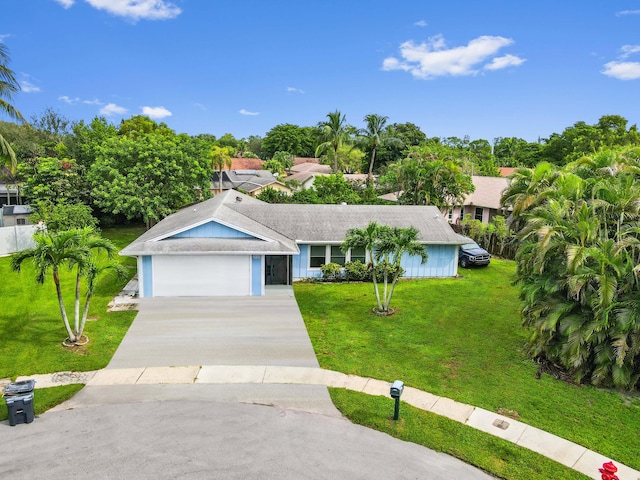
left=464, top=176, right=510, bottom=210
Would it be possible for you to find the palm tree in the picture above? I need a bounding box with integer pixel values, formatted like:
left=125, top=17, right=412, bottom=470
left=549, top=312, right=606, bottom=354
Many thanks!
left=358, top=114, right=402, bottom=185
left=11, top=228, right=121, bottom=344
left=375, top=226, right=428, bottom=312
left=12, top=230, right=87, bottom=342
left=316, top=110, right=350, bottom=173
left=68, top=228, right=119, bottom=342
left=210, top=145, right=233, bottom=192
left=342, top=221, right=384, bottom=310
left=0, top=43, right=27, bottom=174
left=342, top=222, right=427, bottom=314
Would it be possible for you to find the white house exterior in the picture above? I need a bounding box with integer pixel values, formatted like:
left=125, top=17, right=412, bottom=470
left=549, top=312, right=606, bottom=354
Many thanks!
left=449, top=175, right=511, bottom=224
left=120, top=190, right=467, bottom=297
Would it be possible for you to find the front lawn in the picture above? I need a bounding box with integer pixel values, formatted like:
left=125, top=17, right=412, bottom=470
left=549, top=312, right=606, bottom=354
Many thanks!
left=294, top=259, right=640, bottom=471
left=0, top=226, right=144, bottom=380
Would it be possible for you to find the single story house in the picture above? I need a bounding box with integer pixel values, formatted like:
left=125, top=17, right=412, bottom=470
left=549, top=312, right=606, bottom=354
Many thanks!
left=0, top=205, right=32, bottom=227
left=120, top=190, right=468, bottom=297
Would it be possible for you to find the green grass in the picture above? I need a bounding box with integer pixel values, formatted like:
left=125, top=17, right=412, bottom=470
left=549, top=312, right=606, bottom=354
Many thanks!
left=330, top=389, right=590, bottom=480
left=294, top=259, right=640, bottom=471
left=0, top=225, right=145, bottom=379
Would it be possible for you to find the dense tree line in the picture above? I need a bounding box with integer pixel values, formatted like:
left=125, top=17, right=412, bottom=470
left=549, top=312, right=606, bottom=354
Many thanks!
left=502, top=146, right=640, bottom=390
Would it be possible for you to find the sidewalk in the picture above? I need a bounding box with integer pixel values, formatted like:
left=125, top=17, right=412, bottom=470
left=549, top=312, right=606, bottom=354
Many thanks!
left=14, top=365, right=640, bottom=480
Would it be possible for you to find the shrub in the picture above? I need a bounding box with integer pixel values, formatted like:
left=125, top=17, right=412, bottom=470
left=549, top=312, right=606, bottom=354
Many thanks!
left=344, top=260, right=369, bottom=282
left=321, top=262, right=343, bottom=282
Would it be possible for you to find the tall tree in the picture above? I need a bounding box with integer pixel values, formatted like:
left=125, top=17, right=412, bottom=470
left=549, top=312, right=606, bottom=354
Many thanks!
left=342, top=222, right=427, bottom=314
left=0, top=43, right=27, bottom=174
left=316, top=110, right=351, bottom=173
left=88, top=125, right=211, bottom=229
left=12, top=229, right=88, bottom=343
left=503, top=146, right=640, bottom=390
left=210, top=145, right=233, bottom=192
left=381, top=153, right=474, bottom=210
left=358, top=114, right=402, bottom=185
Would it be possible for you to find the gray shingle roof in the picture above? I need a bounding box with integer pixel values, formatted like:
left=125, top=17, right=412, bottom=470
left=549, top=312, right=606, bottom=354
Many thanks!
left=230, top=203, right=464, bottom=243
left=120, top=189, right=467, bottom=257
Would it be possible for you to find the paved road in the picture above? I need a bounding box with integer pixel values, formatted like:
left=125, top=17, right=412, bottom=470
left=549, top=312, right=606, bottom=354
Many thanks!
left=0, top=401, right=494, bottom=480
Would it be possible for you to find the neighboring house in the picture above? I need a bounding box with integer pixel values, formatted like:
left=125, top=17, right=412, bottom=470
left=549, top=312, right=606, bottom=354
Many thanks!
left=379, top=176, right=511, bottom=224
left=120, top=189, right=467, bottom=297
left=449, top=175, right=511, bottom=224
left=211, top=170, right=291, bottom=196
left=285, top=161, right=368, bottom=190
left=0, top=205, right=32, bottom=227
left=285, top=162, right=332, bottom=188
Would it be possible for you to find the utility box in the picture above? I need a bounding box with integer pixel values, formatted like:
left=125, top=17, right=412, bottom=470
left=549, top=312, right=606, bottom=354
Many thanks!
left=3, top=380, right=36, bottom=426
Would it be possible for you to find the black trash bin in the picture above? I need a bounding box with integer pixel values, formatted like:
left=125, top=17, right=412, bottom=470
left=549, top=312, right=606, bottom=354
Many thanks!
left=3, top=380, right=36, bottom=426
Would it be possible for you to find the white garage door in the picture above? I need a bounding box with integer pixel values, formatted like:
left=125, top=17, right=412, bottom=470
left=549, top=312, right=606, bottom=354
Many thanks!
left=153, top=255, right=251, bottom=296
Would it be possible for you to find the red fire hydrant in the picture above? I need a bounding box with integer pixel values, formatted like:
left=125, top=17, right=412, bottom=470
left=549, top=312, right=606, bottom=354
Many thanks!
left=599, top=461, right=619, bottom=480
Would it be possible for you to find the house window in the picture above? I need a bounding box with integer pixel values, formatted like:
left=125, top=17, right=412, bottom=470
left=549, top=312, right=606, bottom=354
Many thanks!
left=330, top=246, right=346, bottom=266
left=309, top=245, right=368, bottom=268
left=309, top=245, right=326, bottom=268
left=474, top=207, right=483, bottom=222
left=16, top=218, right=26, bottom=225
left=350, top=247, right=366, bottom=263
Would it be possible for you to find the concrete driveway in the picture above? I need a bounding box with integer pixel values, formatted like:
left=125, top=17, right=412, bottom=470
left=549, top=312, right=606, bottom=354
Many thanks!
left=107, top=296, right=320, bottom=369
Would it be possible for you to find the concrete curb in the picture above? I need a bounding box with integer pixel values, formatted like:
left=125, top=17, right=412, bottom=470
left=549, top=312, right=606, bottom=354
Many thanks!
left=12, top=365, right=640, bottom=480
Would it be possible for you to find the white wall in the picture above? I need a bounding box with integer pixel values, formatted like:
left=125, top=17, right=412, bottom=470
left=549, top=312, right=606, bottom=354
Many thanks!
left=0, top=225, right=37, bottom=256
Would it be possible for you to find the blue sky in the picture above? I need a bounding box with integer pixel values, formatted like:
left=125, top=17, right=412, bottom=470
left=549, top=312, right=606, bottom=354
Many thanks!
left=3, top=1, right=640, bottom=143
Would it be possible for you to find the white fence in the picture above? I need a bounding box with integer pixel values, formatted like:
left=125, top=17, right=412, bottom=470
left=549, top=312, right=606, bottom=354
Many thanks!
left=0, top=225, right=37, bottom=256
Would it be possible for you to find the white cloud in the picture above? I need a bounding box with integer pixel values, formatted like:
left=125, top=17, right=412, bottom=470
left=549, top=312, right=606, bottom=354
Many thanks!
left=0, top=34, right=11, bottom=42
left=602, top=61, right=640, bottom=80
left=382, top=34, right=523, bottom=79
left=620, top=45, right=640, bottom=59
left=84, top=0, right=182, bottom=21
left=83, top=98, right=103, bottom=105
left=414, top=20, right=427, bottom=27
left=141, top=105, right=172, bottom=119
left=192, top=102, right=207, bottom=111
left=20, top=80, right=41, bottom=93
left=53, top=0, right=75, bottom=8
left=484, top=54, right=526, bottom=71
left=602, top=44, right=640, bottom=80
left=100, top=103, right=128, bottom=116
left=59, top=95, right=80, bottom=104
left=616, top=10, right=640, bottom=16
left=239, top=109, right=260, bottom=116
left=287, top=86, right=304, bottom=94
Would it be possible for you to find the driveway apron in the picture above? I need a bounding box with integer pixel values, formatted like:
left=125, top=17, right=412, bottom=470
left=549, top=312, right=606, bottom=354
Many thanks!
left=63, top=295, right=339, bottom=415
left=107, top=296, right=320, bottom=369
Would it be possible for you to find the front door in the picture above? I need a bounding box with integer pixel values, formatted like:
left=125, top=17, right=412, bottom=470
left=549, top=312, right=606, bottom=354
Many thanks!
left=265, top=255, right=290, bottom=285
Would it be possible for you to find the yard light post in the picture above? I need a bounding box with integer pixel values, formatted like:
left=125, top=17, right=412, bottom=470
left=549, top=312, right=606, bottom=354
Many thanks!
left=390, top=380, right=404, bottom=420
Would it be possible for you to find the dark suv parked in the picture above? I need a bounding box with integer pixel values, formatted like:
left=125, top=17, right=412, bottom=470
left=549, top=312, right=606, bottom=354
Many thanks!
left=458, top=238, right=491, bottom=268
